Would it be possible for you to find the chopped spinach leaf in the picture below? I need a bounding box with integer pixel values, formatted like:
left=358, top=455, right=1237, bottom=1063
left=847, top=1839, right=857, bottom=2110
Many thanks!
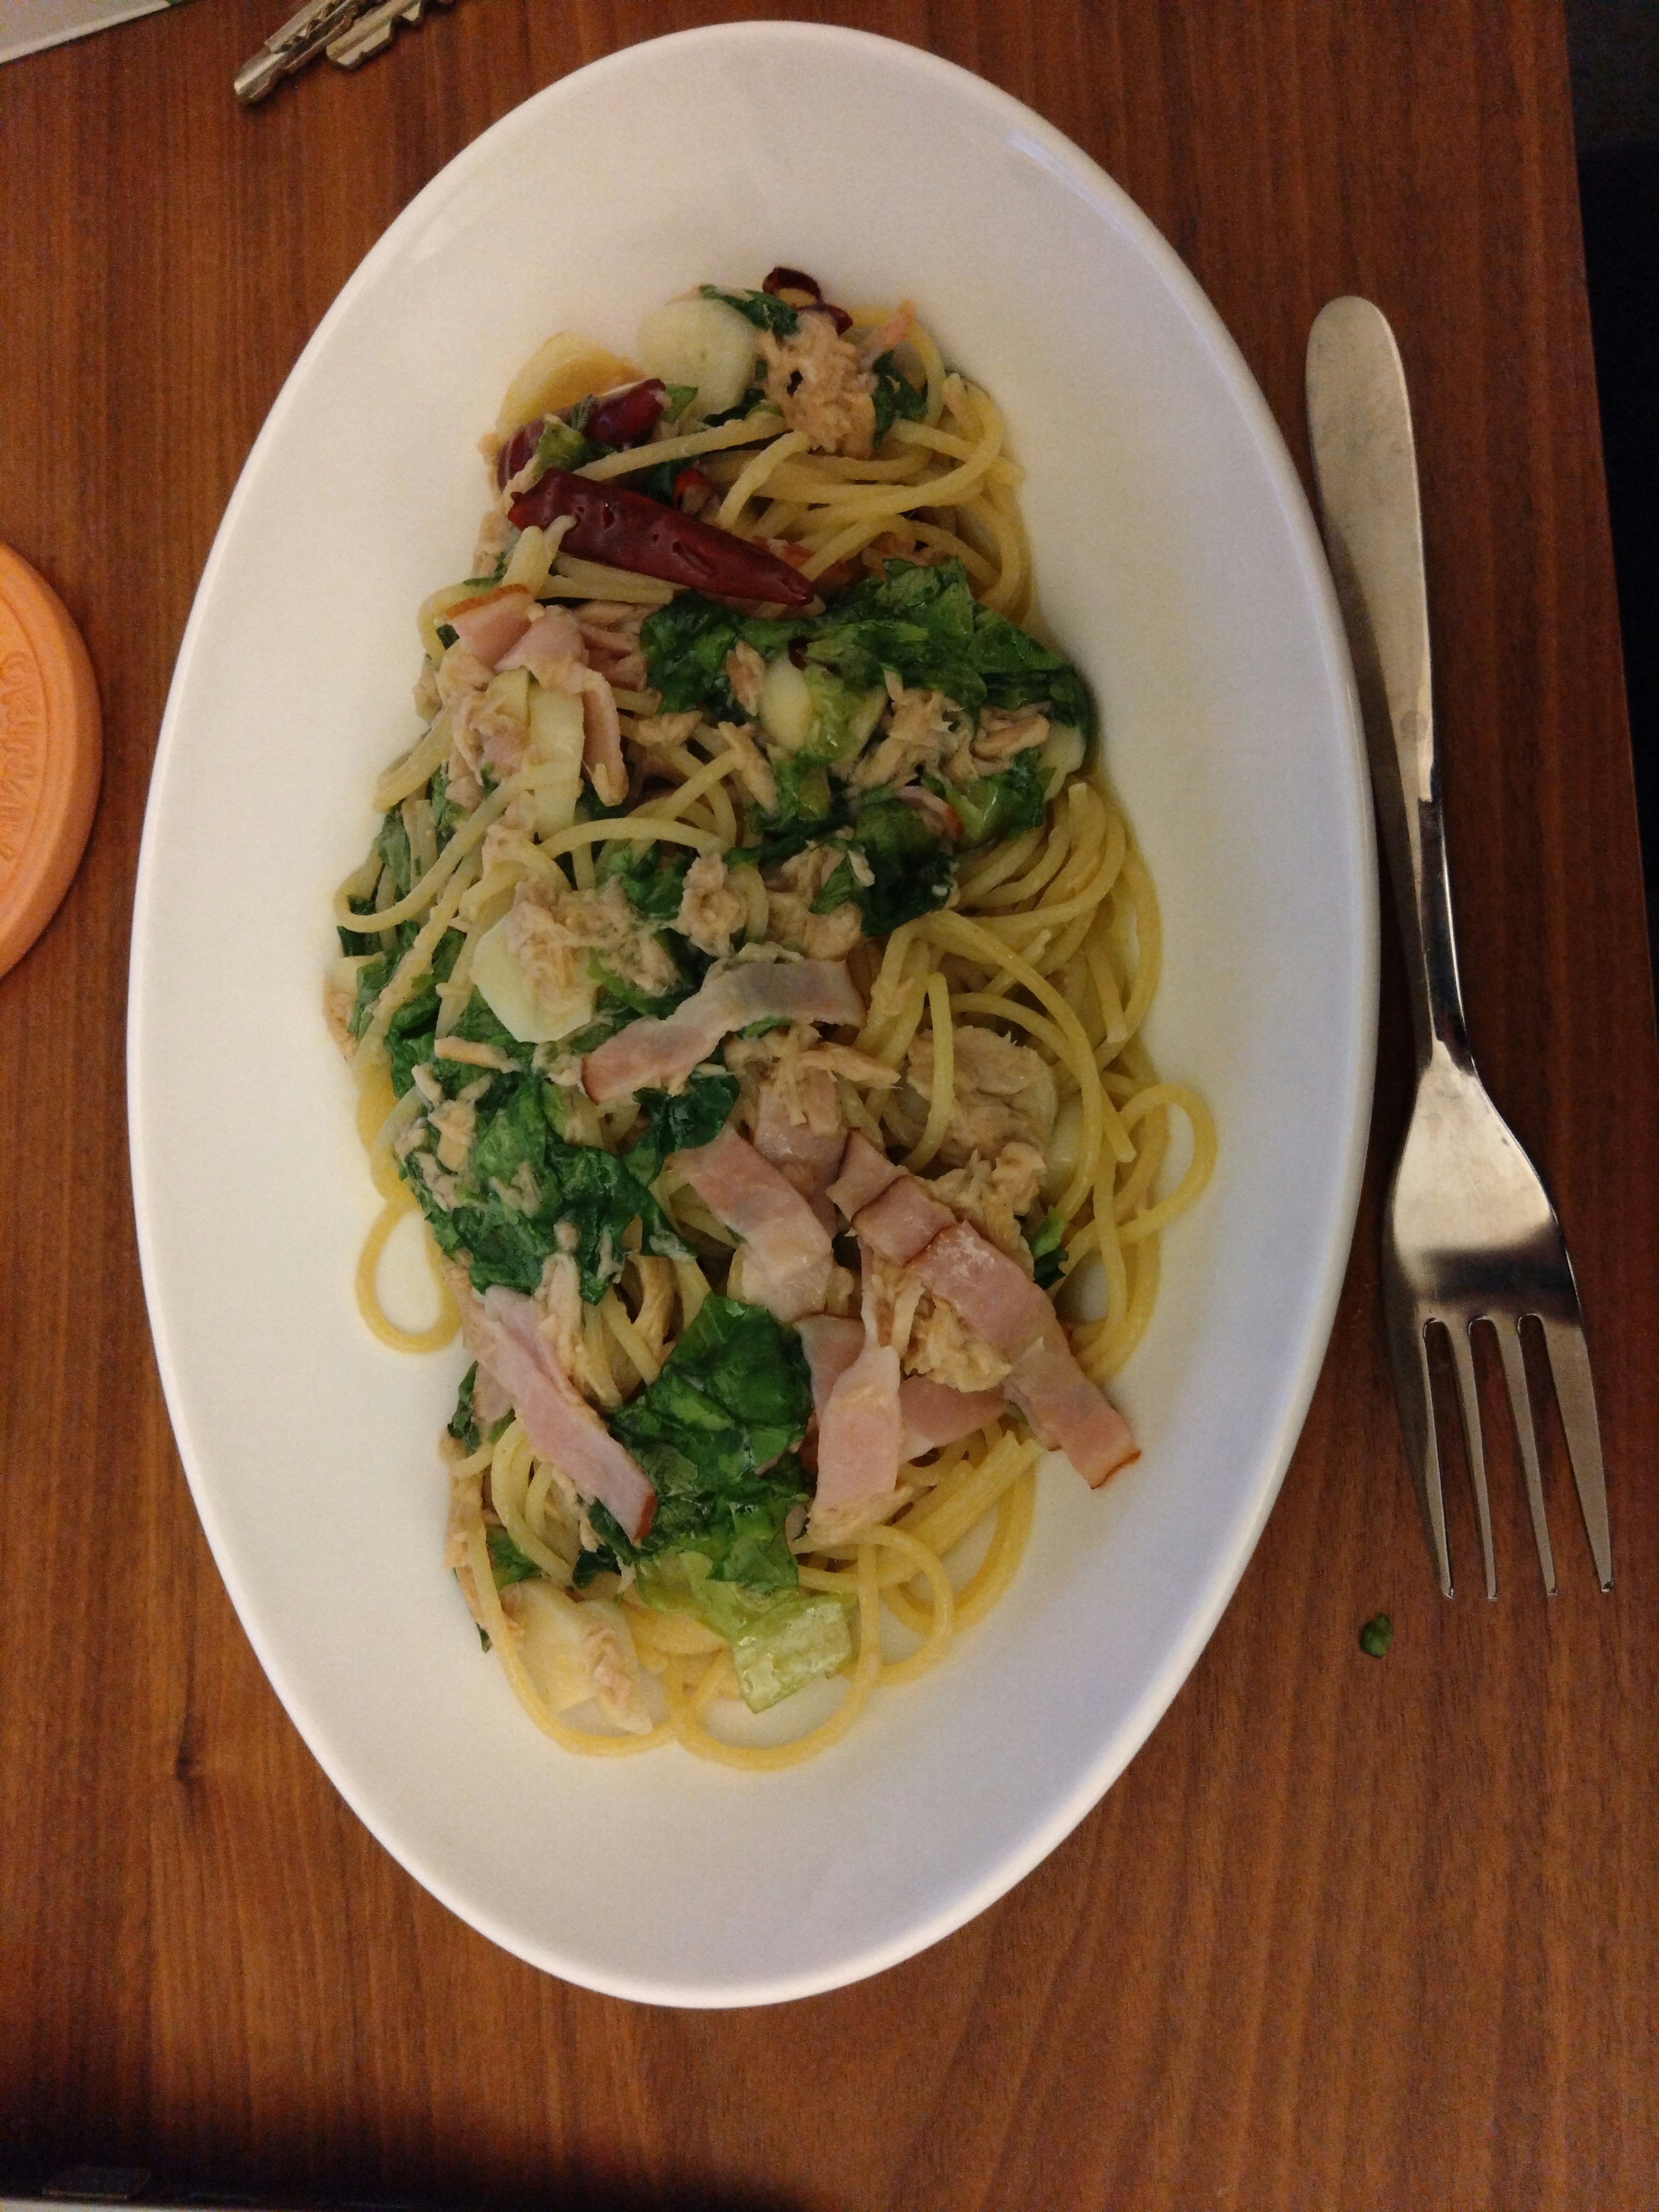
left=1029, top=1210, right=1067, bottom=1291
left=833, top=793, right=957, bottom=935
left=534, top=416, right=600, bottom=474
left=487, top=1527, right=540, bottom=1590
left=701, top=283, right=798, bottom=337
left=597, top=839, right=692, bottom=925
left=392, top=993, right=688, bottom=1298
left=951, top=746, right=1049, bottom=848
left=592, top=1297, right=813, bottom=1582
left=869, top=349, right=928, bottom=444
left=435, top=621, right=459, bottom=651
left=624, top=1069, right=739, bottom=1186
left=1359, top=1612, right=1394, bottom=1658
left=661, top=383, right=698, bottom=421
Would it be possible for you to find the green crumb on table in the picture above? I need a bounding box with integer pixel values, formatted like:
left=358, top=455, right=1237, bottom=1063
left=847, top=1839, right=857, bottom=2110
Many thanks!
left=1359, top=1613, right=1393, bottom=1658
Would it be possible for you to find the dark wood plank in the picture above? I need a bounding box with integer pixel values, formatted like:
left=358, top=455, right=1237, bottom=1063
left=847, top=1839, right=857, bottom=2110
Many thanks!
left=1, top=3, right=1653, bottom=2206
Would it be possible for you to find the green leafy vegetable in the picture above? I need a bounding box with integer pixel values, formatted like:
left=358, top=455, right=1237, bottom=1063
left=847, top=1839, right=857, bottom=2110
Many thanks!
left=534, top=416, right=601, bottom=474
left=634, top=1555, right=852, bottom=1711
left=1359, top=1613, right=1394, bottom=1658
left=392, top=992, right=689, bottom=1300
left=435, top=620, right=459, bottom=651
left=869, top=349, right=928, bottom=444
left=826, top=794, right=957, bottom=935
left=661, top=384, right=698, bottom=422
left=701, top=283, right=798, bottom=337
left=596, top=839, right=692, bottom=925
left=639, top=594, right=796, bottom=718
left=951, top=746, right=1049, bottom=848
left=585, top=1297, right=813, bottom=1578
left=1029, top=1210, right=1067, bottom=1291
left=625, top=1070, right=739, bottom=1187
left=487, top=1528, right=540, bottom=1590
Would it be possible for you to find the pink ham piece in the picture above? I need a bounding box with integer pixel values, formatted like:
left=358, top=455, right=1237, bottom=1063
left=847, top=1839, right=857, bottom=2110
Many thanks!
left=458, top=1282, right=657, bottom=1542
left=1005, top=1318, right=1139, bottom=1486
left=496, top=604, right=585, bottom=683
left=753, top=1085, right=845, bottom=1228
left=583, top=959, right=864, bottom=1104
left=852, top=1175, right=957, bottom=1266
left=674, top=1127, right=835, bottom=1323
left=794, top=1313, right=864, bottom=1477
left=807, top=1281, right=903, bottom=1545
left=796, top=1314, right=864, bottom=1410
left=910, top=1223, right=1053, bottom=1360
left=826, top=1131, right=902, bottom=1222
left=447, top=587, right=534, bottom=667
left=913, top=1224, right=1136, bottom=1487
left=898, top=1376, right=1005, bottom=1462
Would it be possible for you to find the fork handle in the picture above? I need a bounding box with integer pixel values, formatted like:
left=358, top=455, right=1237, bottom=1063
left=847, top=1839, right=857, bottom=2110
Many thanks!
left=1306, top=298, right=1475, bottom=1077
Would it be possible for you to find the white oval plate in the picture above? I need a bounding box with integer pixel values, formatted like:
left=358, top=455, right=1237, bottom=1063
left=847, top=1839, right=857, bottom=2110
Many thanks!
left=129, top=23, right=1374, bottom=2007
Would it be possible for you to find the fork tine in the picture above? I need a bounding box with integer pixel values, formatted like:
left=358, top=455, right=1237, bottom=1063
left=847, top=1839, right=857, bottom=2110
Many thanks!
left=1387, top=1301, right=1452, bottom=1595
left=1447, top=1323, right=1497, bottom=1599
left=1540, top=1317, right=1614, bottom=1590
left=1492, top=1320, right=1556, bottom=1594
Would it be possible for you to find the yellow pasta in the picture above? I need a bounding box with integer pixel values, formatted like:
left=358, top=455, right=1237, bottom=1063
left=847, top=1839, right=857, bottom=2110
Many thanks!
left=329, top=273, right=1214, bottom=1772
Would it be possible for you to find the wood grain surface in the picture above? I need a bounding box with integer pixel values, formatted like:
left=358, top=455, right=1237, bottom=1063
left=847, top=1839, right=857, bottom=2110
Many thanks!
left=2, top=3, right=1655, bottom=2206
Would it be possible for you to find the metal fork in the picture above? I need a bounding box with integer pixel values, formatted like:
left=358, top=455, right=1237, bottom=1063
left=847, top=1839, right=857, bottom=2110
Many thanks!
left=1306, top=296, right=1613, bottom=1598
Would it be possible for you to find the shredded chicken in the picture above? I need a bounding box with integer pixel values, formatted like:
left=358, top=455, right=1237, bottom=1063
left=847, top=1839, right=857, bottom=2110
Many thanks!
left=675, top=850, right=748, bottom=960
left=712, top=719, right=778, bottom=813
left=470, top=505, right=514, bottom=578
left=727, top=1022, right=896, bottom=1135
left=435, top=641, right=495, bottom=709
left=448, top=681, right=531, bottom=803
left=428, top=1094, right=477, bottom=1175
left=630, top=709, right=704, bottom=751
left=758, top=312, right=878, bottom=459
left=903, top=1026, right=1058, bottom=1166
left=851, top=677, right=971, bottom=792
left=509, top=875, right=679, bottom=1019
left=972, top=704, right=1050, bottom=766
left=862, top=1249, right=1012, bottom=1392
left=927, top=1140, right=1047, bottom=1262
left=323, top=976, right=356, bottom=1058
left=725, top=640, right=767, bottom=717
left=766, top=843, right=863, bottom=960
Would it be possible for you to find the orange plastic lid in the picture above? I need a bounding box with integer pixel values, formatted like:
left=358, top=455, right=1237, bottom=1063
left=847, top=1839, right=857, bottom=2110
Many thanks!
left=0, top=543, right=101, bottom=979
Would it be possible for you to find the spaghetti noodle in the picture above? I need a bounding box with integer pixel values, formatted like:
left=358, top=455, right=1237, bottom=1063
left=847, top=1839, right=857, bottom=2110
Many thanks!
left=325, top=268, right=1214, bottom=1768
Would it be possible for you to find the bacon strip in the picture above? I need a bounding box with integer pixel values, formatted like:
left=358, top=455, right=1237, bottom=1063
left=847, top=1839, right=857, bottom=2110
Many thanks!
left=796, top=1314, right=864, bottom=1411
left=898, top=1376, right=1005, bottom=1462
left=753, top=1085, right=845, bottom=1230
left=496, top=605, right=585, bottom=683
left=807, top=1278, right=903, bottom=1545
left=457, top=1281, right=656, bottom=1542
left=674, top=1127, right=834, bottom=1323
left=583, top=960, right=864, bottom=1104
left=909, top=1222, right=1053, bottom=1360
left=913, top=1225, right=1136, bottom=1487
left=447, top=587, right=533, bottom=667
left=853, top=1176, right=956, bottom=1266
left=825, top=1131, right=900, bottom=1221
left=1005, top=1318, right=1139, bottom=1486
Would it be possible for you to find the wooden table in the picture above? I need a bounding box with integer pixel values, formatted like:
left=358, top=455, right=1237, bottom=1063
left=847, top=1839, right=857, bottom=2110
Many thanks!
left=3, top=4, right=1655, bottom=2205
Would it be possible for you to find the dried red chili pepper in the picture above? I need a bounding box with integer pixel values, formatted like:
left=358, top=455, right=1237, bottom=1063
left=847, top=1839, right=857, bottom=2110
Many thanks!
left=671, top=467, right=716, bottom=517
left=495, top=380, right=668, bottom=489
left=509, top=470, right=814, bottom=605
left=586, top=378, right=666, bottom=449
left=761, top=266, right=852, bottom=335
